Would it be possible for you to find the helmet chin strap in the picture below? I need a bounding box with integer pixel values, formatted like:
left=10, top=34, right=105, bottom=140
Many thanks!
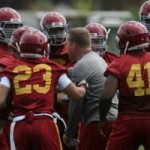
left=128, top=43, right=149, bottom=51
left=124, top=41, right=129, bottom=54
left=102, top=29, right=110, bottom=49
left=44, top=50, right=49, bottom=58
left=106, top=28, right=111, bottom=40
left=15, top=42, right=20, bottom=53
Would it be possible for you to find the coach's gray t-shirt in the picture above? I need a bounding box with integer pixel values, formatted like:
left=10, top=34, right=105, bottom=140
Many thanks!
left=68, top=51, right=118, bottom=127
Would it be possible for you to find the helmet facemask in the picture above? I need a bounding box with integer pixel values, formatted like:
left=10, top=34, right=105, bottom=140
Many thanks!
left=0, top=27, right=7, bottom=44
left=43, top=22, right=67, bottom=46
left=91, top=35, right=107, bottom=55
left=0, top=20, right=23, bottom=43
left=141, top=15, right=150, bottom=36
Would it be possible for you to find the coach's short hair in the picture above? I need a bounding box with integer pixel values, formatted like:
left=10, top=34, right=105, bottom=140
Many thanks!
left=67, top=27, right=91, bottom=49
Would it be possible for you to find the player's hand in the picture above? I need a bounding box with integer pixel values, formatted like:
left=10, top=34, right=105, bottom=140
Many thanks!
left=78, top=80, right=89, bottom=87
left=57, top=93, right=70, bottom=106
left=63, top=133, right=79, bottom=147
left=97, top=121, right=106, bottom=137
left=78, top=80, right=89, bottom=91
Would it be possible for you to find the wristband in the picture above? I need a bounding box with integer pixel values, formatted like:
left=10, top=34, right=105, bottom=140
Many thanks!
left=58, top=74, right=71, bottom=90
left=0, top=76, right=10, bottom=88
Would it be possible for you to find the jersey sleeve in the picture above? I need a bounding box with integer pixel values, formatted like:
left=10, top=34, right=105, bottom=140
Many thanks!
left=104, top=58, right=121, bottom=79
left=55, top=62, right=68, bottom=75
left=0, top=55, right=16, bottom=68
left=103, top=51, right=119, bottom=64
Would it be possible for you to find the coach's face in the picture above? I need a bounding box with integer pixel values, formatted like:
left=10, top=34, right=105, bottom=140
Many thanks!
left=66, top=35, right=76, bottom=61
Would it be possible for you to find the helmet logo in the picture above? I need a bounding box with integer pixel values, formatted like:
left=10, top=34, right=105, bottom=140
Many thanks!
left=10, top=18, right=21, bottom=22
left=90, top=33, right=98, bottom=36
left=51, top=22, right=63, bottom=26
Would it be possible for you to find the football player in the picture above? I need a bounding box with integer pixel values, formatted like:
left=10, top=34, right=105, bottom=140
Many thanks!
left=99, top=21, right=150, bottom=150
left=0, top=30, right=86, bottom=150
left=0, top=26, right=37, bottom=150
left=40, top=12, right=76, bottom=150
left=85, top=22, right=119, bottom=64
left=0, top=7, right=23, bottom=44
left=139, top=1, right=150, bottom=51
left=0, top=7, right=23, bottom=129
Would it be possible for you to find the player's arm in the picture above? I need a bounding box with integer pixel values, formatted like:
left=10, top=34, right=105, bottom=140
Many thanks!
left=99, top=74, right=119, bottom=122
left=57, top=74, right=86, bottom=100
left=0, top=76, right=10, bottom=109
left=63, top=98, right=82, bottom=147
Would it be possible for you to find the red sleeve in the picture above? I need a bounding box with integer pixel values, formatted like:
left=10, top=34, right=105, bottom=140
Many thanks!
left=104, top=58, right=121, bottom=79
left=0, top=55, right=16, bottom=68
left=102, top=51, right=119, bottom=64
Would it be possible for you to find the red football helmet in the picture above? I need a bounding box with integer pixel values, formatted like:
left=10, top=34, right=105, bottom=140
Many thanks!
left=85, top=23, right=109, bottom=55
left=9, top=26, right=37, bottom=53
left=139, top=1, right=150, bottom=35
left=116, top=21, right=149, bottom=54
left=19, top=30, right=49, bottom=58
left=0, top=7, right=23, bottom=43
left=40, top=12, right=68, bottom=46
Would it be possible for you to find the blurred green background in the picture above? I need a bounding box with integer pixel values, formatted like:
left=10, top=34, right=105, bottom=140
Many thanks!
left=0, top=0, right=145, bottom=12
left=0, top=0, right=146, bottom=54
